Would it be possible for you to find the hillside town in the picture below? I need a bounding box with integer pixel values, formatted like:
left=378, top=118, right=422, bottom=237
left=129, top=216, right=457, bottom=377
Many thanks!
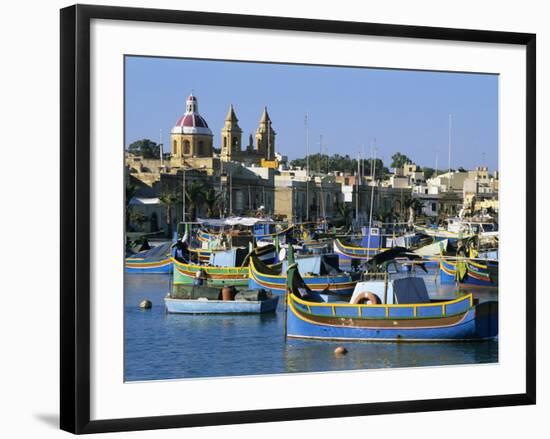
left=125, top=93, right=499, bottom=235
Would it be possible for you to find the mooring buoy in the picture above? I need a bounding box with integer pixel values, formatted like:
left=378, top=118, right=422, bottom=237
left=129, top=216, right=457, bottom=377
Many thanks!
left=139, top=299, right=152, bottom=309
left=334, top=346, right=348, bottom=356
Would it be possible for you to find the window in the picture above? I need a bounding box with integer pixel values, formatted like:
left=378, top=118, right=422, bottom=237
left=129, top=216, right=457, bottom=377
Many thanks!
left=198, top=140, right=204, bottom=155
left=223, top=137, right=227, bottom=149
left=183, top=140, right=190, bottom=155
left=173, top=140, right=177, bottom=155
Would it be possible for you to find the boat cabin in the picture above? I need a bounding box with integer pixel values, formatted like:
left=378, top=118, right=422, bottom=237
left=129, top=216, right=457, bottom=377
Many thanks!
left=282, top=253, right=343, bottom=276
left=446, top=218, right=498, bottom=235
left=350, top=276, right=431, bottom=306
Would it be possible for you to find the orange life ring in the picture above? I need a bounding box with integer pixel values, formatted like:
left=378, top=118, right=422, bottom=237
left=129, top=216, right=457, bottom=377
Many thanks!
left=351, top=291, right=381, bottom=305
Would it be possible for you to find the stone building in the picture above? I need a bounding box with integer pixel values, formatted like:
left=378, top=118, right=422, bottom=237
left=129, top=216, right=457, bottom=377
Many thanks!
left=170, top=94, right=214, bottom=165
left=220, top=105, right=242, bottom=162
left=273, top=170, right=343, bottom=222
left=220, top=105, right=277, bottom=166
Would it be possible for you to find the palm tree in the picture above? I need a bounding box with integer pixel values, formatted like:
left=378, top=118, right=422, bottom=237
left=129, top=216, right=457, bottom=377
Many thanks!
left=159, top=190, right=178, bottom=236
left=203, top=188, right=222, bottom=218
left=337, top=203, right=352, bottom=228
left=125, top=182, right=138, bottom=228
left=185, top=181, right=204, bottom=221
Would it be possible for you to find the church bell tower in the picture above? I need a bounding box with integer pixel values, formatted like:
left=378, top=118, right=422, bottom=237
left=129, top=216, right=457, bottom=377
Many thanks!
left=255, top=107, right=276, bottom=161
left=220, top=104, right=242, bottom=162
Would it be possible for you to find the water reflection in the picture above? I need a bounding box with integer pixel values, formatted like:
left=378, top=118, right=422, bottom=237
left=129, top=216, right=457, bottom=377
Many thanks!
left=124, top=268, right=498, bottom=381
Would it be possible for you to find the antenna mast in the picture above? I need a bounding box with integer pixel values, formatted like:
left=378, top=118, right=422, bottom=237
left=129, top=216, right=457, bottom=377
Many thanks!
left=448, top=114, right=452, bottom=173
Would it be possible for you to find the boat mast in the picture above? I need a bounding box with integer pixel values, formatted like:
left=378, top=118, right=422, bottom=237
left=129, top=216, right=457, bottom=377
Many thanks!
left=366, top=141, right=377, bottom=256
left=182, top=168, right=186, bottom=223
left=229, top=172, right=233, bottom=215
left=159, top=129, right=163, bottom=168
left=361, top=143, right=365, bottom=181
left=305, top=113, right=309, bottom=222
left=326, top=142, right=329, bottom=174
left=319, top=134, right=325, bottom=223
left=448, top=114, right=452, bottom=187
left=219, top=157, right=224, bottom=218
left=267, top=117, right=272, bottom=161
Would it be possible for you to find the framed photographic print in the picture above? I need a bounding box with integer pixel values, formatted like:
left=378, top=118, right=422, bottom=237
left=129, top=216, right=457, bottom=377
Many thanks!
left=60, top=4, right=536, bottom=434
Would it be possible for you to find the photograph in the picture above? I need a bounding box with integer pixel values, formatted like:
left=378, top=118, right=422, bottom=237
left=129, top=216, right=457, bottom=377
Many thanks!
left=124, top=56, right=499, bottom=382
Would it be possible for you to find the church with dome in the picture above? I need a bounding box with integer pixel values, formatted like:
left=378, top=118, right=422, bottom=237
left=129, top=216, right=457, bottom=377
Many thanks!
left=170, top=94, right=277, bottom=168
left=126, top=93, right=286, bottom=224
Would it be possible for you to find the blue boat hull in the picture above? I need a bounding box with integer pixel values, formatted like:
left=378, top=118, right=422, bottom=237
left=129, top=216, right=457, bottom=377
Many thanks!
left=248, top=277, right=355, bottom=297
left=125, top=258, right=173, bottom=274
left=333, top=239, right=384, bottom=262
left=164, top=296, right=279, bottom=314
left=287, top=299, right=498, bottom=341
left=125, top=241, right=174, bottom=274
left=248, top=256, right=357, bottom=297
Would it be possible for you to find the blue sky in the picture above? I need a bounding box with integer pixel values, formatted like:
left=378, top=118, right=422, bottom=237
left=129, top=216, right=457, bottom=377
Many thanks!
left=125, top=56, right=498, bottom=171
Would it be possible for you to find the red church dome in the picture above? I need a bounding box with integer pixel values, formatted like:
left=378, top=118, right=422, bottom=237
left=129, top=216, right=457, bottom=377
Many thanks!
left=171, top=94, right=212, bottom=135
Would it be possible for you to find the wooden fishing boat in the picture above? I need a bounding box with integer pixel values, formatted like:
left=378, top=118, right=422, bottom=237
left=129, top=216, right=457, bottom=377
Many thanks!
left=165, top=284, right=278, bottom=314
left=413, top=224, right=475, bottom=241
left=333, top=238, right=388, bottom=261
left=173, top=244, right=279, bottom=287
left=439, top=258, right=498, bottom=287
left=285, top=262, right=498, bottom=342
left=125, top=241, right=173, bottom=274
left=248, top=248, right=359, bottom=298
left=172, top=257, right=250, bottom=286
left=186, top=240, right=278, bottom=265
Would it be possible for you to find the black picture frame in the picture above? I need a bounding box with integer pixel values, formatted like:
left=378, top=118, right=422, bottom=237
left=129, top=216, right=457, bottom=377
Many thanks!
left=60, top=4, right=536, bottom=434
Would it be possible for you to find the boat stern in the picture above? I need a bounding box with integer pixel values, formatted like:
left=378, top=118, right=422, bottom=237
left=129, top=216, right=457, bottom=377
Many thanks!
left=474, top=301, right=499, bottom=339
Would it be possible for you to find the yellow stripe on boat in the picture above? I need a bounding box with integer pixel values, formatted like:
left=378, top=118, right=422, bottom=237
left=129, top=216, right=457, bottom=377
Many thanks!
left=289, top=290, right=473, bottom=310
left=287, top=296, right=471, bottom=329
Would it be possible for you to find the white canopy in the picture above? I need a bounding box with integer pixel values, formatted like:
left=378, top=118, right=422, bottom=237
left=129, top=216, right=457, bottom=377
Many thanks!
left=128, top=197, right=161, bottom=205
left=197, top=216, right=273, bottom=227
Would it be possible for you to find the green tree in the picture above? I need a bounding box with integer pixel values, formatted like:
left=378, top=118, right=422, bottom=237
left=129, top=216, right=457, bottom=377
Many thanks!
left=422, top=167, right=435, bottom=179
left=390, top=152, right=413, bottom=169
left=129, top=209, right=148, bottom=232
left=128, top=139, right=160, bottom=159
left=360, top=158, right=386, bottom=178
left=125, top=182, right=138, bottom=228
left=336, top=203, right=352, bottom=228
left=203, top=187, right=222, bottom=218
left=289, top=153, right=387, bottom=177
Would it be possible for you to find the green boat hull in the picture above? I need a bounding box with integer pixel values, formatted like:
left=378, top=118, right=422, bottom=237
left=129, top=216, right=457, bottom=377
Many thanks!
left=172, top=258, right=249, bottom=287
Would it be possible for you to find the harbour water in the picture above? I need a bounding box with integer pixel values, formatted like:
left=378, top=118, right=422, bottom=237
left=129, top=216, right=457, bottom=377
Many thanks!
left=124, top=269, right=498, bottom=382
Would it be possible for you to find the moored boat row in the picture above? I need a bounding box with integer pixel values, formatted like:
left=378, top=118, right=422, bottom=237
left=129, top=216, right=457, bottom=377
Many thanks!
left=128, top=215, right=498, bottom=342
